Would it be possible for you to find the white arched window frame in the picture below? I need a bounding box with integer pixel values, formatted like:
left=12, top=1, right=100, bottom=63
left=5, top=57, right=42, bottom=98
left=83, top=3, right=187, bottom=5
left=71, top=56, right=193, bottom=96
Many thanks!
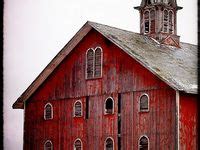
left=104, top=137, right=114, bottom=150
left=44, top=140, right=53, bottom=150
left=169, top=10, right=174, bottom=34
left=163, top=9, right=169, bottom=33
left=73, top=100, right=83, bottom=117
left=138, top=135, right=150, bottom=150
left=74, top=138, right=83, bottom=150
left=86, top=47, right=103, bottom=79
left=104, top=97, right=115, bottom=115
left=139, top=94, right=149, bottom=112
left=144, top=10, right=150, bottom=34
left=44, top=103, right=53, bottom=120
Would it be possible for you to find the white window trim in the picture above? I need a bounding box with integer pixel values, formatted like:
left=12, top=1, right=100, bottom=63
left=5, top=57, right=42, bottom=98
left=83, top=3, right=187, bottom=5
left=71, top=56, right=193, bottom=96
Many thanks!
left=85, top=46, right=103, bottom=79
left=73, top=100, right=83, bottom=117
left=94, top=46, right=103, bottom=78
left=104, top=137, right=114, bottom=150
left=74, top=138, right=83, bottom=150
left=86, top=48, right=95, bottom=79
left=44, top=103, right=53, bottom=120
left=138, top=135, right=150, bottom=150
left=44, top=140, right=53, bottom=150
left=104, top=97, right=115, bottom=115
left=139, top=93, right=150, bottom=112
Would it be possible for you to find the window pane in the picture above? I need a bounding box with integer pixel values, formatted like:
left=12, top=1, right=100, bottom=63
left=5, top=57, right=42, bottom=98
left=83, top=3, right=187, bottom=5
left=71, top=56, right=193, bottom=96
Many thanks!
left=169, top=11, right=173, bottom=33
left=44, top=141, right=52, bottom=150
left=140, top=95, right=149, bottom=111
left=94, top=48, right=102, bottom=77
left=106, top=138, right=113, bottom=150
left=45, top=104, right=52, bottom=119
left=150, top=10, right=155, bottom=33
left=87, top=49, right=94, bottom=78
left=75, top=101, right=82, bottom=117
left=105, top=98, right=113, bottom=114
left=75, top=140, right=82, bottom=150
left=139, top=137, right=148, bottom=150
left=163, top=10, right=168, bottom=32
left=144, top=11, right=150, bottom=33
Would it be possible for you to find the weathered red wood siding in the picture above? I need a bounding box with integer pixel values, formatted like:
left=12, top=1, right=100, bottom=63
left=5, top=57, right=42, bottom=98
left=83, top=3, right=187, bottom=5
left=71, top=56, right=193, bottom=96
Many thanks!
left=24, top=29, right=177, bottom=149
left=179, top=93, right=198, bottom=150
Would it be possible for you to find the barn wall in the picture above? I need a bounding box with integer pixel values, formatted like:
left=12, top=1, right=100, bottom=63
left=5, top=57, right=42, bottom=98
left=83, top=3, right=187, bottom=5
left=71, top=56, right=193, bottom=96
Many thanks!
left=24, top=29, right=177, bottom=149
left=179, top=93, right=198, bottom=150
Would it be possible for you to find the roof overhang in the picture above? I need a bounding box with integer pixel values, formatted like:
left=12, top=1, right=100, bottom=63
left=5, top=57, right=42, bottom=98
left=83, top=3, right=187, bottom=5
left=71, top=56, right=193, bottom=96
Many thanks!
left=13, top=21, right=197, bottom=109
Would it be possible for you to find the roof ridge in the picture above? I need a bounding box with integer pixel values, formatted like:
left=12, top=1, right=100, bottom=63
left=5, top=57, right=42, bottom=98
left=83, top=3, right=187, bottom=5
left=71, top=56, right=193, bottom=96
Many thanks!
left=87, top=20, right=141, bottom=35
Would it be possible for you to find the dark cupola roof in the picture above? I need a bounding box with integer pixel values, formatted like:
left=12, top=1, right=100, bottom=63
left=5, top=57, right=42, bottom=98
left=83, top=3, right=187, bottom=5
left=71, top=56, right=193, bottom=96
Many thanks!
left=136, top=0, right=182, bottom=9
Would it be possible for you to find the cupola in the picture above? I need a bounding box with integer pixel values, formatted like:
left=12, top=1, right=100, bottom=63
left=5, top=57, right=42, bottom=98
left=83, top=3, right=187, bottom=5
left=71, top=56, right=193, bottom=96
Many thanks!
left=134, top=0, right=182, bottom=47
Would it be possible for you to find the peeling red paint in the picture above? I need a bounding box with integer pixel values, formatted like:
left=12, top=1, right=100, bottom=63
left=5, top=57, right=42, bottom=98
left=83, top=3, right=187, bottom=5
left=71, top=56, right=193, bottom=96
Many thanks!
left=23, top=29, right=196, bottom=149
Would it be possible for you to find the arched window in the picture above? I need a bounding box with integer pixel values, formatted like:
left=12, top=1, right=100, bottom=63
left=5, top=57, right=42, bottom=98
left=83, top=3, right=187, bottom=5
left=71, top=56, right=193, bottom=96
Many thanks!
left=94, top=47, right=102, bottom=77
left=169, top=11, right=174, bottom=34
left=86, top=47, right=103, bottom=79
left=163, top=10, right=169, bottom=32
left=144, top=11, right=150, bottom=33
left=105, top=137, right=114, bottom=150
left=139, top=135, right=149, bottom=150
left=44, top=103, right=53, bottom=120
left=44, top=140, right=53, bottom=150
left=74, top=139, right=82, bottom=150
left=150, top=10, right=155, bottom=33
left=105, top=97, right=114, bottom=114
left=86, top=48, right=94, bottom=78
left=74, top=100, right=82, bottom=117
left=139, top=94, right=149, bottom=112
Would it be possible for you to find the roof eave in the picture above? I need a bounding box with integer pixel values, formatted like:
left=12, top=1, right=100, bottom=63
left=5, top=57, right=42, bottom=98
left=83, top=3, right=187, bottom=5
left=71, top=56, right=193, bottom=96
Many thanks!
left=12, top=21, right=93, bottom=109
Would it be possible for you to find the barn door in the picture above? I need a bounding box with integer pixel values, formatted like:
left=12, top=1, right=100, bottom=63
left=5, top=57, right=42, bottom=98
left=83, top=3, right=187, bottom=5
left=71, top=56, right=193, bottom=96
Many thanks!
left=120, top=92, right=134, bottom=150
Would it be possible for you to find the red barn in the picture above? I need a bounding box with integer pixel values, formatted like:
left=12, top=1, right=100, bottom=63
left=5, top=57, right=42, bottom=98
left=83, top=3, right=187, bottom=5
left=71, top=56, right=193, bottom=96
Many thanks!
left=13, top=0, right=198, bottom=149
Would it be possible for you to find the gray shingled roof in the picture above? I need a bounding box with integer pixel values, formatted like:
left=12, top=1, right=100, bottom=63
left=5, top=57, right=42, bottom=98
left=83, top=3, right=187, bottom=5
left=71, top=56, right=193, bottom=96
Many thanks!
left=13, top=21, right=197, bottom=109
left=88, top=21, right=197, bottom=94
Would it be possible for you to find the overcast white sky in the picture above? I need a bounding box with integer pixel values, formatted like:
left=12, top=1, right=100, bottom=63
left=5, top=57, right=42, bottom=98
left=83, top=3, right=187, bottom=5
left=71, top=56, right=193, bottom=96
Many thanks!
left=4, top=0, right=197, bottom=149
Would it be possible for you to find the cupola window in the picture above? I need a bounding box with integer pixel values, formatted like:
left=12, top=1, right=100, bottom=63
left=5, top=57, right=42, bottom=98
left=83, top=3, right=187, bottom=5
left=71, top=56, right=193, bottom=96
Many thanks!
left=150, top=10, right=155, bottom=33
left=144, top=11, right=150, bottom=33
left=169, top=11, right=174, bottom=34
left=163, top=10, right=169, bottom=32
